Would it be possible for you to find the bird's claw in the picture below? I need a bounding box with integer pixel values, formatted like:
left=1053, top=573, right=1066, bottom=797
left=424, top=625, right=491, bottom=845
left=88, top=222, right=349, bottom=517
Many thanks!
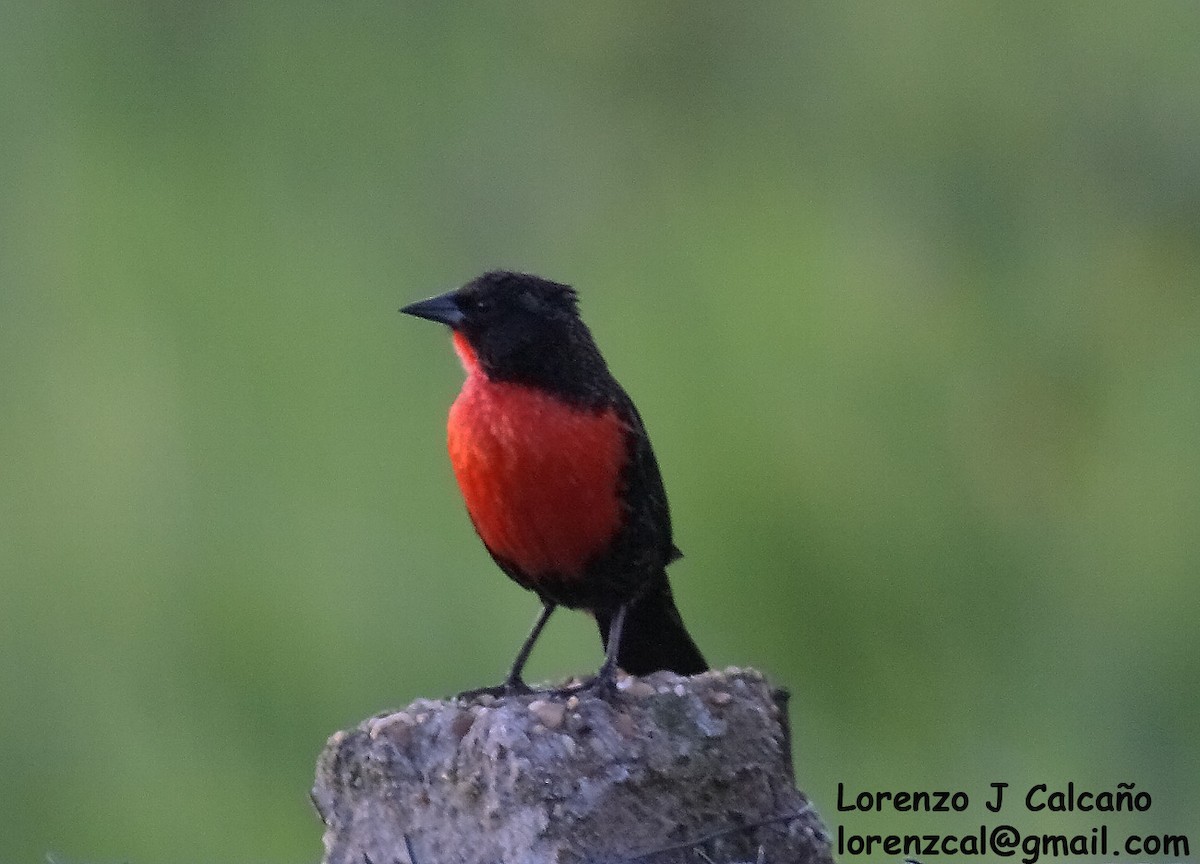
left=453, top=676, right=533, bottom=702
left=580, top=660, right=620, bottom=701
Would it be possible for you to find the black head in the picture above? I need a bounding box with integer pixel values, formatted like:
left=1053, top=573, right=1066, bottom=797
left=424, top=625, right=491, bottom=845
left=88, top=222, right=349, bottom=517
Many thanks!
left=402, top=271, right=614, bottom=401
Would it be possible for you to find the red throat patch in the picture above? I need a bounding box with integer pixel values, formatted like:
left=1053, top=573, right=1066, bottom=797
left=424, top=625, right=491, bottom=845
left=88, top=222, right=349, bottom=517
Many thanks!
left=446, top=359, right=627, bottom=582
left=452, top=331, right=480, bottom=374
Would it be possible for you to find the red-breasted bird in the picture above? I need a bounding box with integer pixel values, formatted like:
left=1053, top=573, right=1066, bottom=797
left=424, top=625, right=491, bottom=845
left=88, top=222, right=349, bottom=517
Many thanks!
left=401, top=271, right=707, bottom=691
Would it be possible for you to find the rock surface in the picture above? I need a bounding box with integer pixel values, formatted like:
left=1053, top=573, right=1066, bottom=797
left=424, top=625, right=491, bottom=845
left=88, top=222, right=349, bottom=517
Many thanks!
left=312, top=668, right=833, bottom=864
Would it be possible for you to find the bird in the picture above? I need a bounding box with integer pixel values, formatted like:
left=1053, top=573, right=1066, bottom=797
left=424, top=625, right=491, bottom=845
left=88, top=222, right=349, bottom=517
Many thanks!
left=401, top=270, right=707, bottom=693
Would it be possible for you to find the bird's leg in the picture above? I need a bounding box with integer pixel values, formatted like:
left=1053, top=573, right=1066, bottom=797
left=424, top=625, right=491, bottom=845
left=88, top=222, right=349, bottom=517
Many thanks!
left=502, top=600, right=556, bottom=693
left=587, top=602, right=628, bottom=698
left=454, top=601, right=555, bottom=701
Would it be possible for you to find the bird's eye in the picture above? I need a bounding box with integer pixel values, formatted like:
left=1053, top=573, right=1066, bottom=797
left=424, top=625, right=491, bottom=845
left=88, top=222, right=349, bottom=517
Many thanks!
left=471, top=296, right=493, bottom=314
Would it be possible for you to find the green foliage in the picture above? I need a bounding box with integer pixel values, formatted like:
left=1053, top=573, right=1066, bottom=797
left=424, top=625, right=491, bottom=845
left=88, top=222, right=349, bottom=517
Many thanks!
left=2, top=3, right=1196, bottom=859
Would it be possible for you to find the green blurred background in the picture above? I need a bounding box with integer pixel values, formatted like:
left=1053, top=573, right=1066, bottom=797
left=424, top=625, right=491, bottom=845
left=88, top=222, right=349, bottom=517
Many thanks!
left=3, top=3, right=1197, bottom=861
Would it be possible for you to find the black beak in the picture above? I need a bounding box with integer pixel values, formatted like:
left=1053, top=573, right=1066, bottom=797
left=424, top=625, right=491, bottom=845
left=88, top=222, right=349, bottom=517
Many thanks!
left=400, top=290, right=465, bottom=328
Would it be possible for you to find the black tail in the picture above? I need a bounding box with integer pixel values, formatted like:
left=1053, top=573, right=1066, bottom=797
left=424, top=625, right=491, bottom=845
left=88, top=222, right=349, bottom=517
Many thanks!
left=596, top=577, right=707, bottom=676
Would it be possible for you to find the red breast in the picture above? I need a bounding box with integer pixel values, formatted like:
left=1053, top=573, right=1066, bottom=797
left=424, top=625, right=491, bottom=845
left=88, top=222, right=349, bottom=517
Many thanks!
left=447, top=332, right=627, bottom=581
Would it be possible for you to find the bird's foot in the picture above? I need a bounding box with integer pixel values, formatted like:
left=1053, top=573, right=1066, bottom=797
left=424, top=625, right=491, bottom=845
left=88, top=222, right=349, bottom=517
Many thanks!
left=578, top=658, right=620, bottom=701
left=454, top=676, right=533, bottom=702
